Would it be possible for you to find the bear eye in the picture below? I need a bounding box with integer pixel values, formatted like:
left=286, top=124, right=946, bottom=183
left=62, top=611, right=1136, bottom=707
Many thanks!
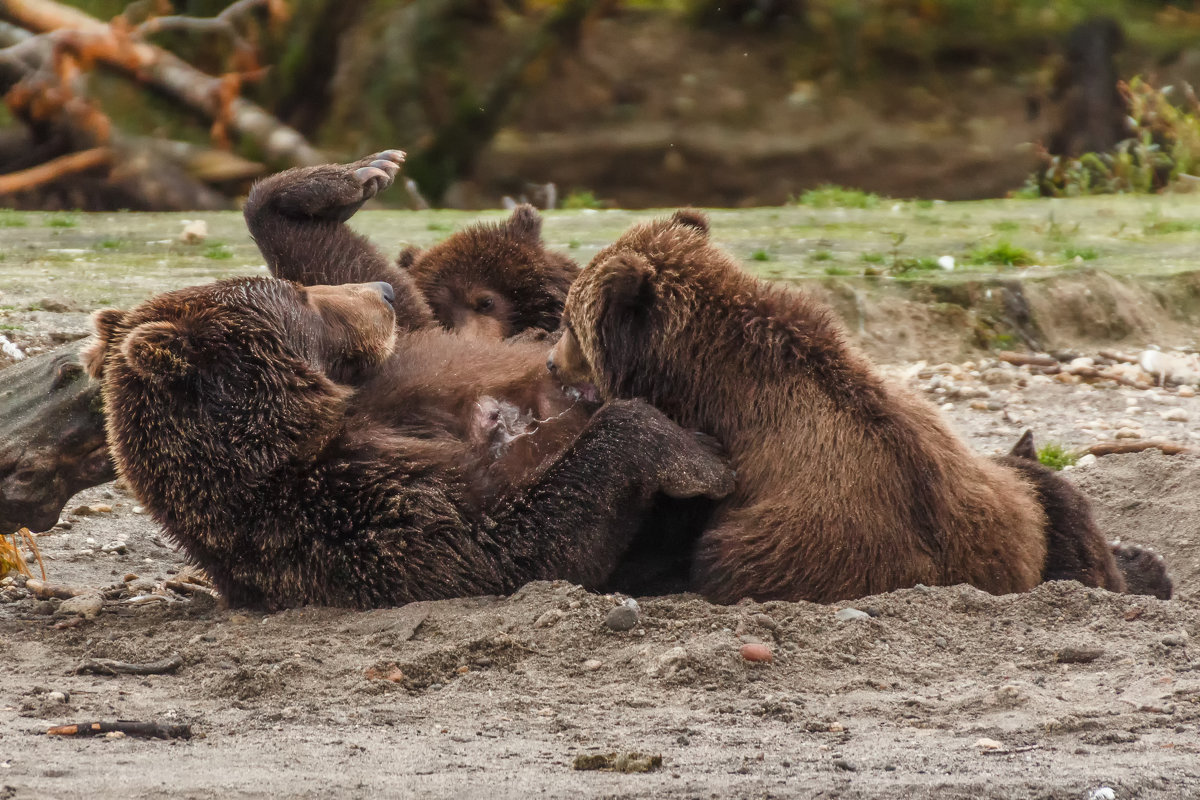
left=476, top=296, right=495, bottom=312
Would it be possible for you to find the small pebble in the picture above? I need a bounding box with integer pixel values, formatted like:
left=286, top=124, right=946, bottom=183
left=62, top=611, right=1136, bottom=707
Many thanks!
left=1161, top=408, right=1188, bottom=422
left=179, top=220, right=208, bottom=244
left=739, top=643, right=773, bottom=663
left=1076, top=454, right=1098, bottom=468
left=605, top=601, right=640, bottom=632
left=832, top=758, right=856, bottom=772
left=1162, top=632, right=1188, bottom=647
left=104, top=731, right=127, bottom=740
left=974, top=737, right=1004, bottom=750
left=1114, top=427, right=1142, bottom=440
left=1088, top=788, right=1116, bottom=800
left=835, top=608, right=870, bottom=622
left=57, top=594, right=103, bottom=619
left=582, top=659, right=603, bottom=671
left=1178, top=385, right=1196, bottom=398
left=533, top=609, right=564, bottom=629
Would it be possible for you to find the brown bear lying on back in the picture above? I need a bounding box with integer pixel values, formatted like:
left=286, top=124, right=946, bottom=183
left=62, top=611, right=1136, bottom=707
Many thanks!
left=550, top=210, right=1169, bottom=603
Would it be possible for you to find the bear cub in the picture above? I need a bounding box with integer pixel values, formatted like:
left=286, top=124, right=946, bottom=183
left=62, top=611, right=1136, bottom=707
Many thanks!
left=398, top=205, right=579, bottom=340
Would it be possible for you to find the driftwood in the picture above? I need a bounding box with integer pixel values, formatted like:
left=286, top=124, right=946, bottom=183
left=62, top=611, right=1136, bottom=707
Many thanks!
left=0, top=145, right=109, bottom=193
left=1, top=341, right=114, bottom=535
left=24, top=577, right=88, bottom=600
left=0, top=0, right=323, bottom=169
left=1083, top=441, right=1191, bottom=458
left=997, top=351, right=1059, bottom=368
left=75, top=654, right=184, bottom=676
left=46, top=720, right=192, bottom=739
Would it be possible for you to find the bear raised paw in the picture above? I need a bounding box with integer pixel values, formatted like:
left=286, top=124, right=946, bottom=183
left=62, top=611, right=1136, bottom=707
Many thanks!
left=243, top=150, right=434, bottom=332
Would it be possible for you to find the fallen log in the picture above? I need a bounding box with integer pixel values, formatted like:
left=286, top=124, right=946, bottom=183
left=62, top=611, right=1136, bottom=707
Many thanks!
left=1, top=341, right=114, bottom=536
left=0, top=0, right=323, bottom=169
left=0, top=145, right=109, bottom=194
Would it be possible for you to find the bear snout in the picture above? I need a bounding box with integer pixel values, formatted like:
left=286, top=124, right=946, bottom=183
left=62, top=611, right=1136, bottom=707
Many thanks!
left=372, top=281, right=396, bottom=308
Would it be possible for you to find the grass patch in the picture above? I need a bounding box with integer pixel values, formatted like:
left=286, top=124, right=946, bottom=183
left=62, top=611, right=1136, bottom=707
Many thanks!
left=95, top=238, right=125, bottom=250
left=860, top=251, right=885, bottom=264
left=203, top=243, right=234, bottom=260
left=891, top=256, right=939, bottom=274
left=426, top=221, right=454, bottom=232
left=750, top=249, right=773, bottom=262
left=991, top=220, right=1019, bottom=233
left=0, top=211, right=27, bottom=228
left=823, top=265, right=855, bottom=276
left=1144, top=219, right=1200, bottom=235
left=1037, top=443, right=1078, bottom=471
left=567, top=239, right=581, bottom=249
left=809, top=249, right=833, bottom=261
left=562, top=189, right=604, bottom=210
left=48, top=216, right=78, bottom=228
left=967, top=241, right=1033, bottom=267
left=1064, top=246, right=1099, bottom=260
left=793, top=185, right=881, bottom=210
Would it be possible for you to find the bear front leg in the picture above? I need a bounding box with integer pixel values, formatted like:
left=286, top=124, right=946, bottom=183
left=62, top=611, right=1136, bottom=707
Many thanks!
left=483, top=399, right=734, bottom=590
left=246, top=150, right=406, bottom=224
left=243, top=150, right=434, bottom=331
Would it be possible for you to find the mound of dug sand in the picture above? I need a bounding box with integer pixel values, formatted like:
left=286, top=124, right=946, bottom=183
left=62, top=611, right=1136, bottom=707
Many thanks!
left=0, top=454, right=1197, bottom=799
left=1071, top=451, right=1200, bottom=600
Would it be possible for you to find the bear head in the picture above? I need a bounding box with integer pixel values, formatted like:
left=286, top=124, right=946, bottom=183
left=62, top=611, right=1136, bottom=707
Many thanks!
left=400, top=204, right=579, bottom=339
left=548, top=209, right=719, bottom=404
left=83, top=277, right=397, bottom=519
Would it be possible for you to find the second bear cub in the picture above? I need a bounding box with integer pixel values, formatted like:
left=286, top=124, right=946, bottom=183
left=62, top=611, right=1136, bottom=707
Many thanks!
left=549, top=211, right=1129, bottom=604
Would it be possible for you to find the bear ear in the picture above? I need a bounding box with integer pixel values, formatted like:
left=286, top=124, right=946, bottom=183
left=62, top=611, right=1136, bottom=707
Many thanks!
left=81, top=308, right=127, bottom=379
left=598, top=252, right=656, bottom=313
left=120, top=320, right=195, bottom=380
left=1009, top=429, right=1037, bottom=461
left=507, top=204, right=543, bottom=242
left=395, top=246, right=421, bottom=270
left=671, top=209, right=709, bottom=236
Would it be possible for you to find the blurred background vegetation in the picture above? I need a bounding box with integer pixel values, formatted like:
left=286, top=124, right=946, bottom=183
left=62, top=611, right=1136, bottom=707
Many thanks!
left=0, top=0, right=1199, bottom=209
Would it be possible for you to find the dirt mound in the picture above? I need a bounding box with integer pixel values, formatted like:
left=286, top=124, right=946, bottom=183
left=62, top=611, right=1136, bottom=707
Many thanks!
left=2, top=446, right=1199, bottom=797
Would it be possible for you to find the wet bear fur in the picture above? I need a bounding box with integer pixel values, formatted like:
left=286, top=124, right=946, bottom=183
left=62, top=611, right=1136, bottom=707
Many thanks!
left=82, top=275, right=733, bottom=610
left=1002, top=430, right=1172, bottom=599
left=550, top=210, right=1059, bottom=604
left=398, top=204, right=580, bottom=339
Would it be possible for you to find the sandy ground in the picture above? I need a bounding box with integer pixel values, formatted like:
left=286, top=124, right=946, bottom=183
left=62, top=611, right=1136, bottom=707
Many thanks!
left=1, top=365, right=1198, bottom=800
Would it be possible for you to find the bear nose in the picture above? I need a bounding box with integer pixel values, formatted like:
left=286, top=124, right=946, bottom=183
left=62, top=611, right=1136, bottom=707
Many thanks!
left=546, top=354, right=558, bottom=374
left=372, top=281, right=395, bottom=308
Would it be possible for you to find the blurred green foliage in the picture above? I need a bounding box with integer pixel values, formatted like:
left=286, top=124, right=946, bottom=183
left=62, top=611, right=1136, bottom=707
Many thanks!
left=1029, top=78, right=1200, bottom=197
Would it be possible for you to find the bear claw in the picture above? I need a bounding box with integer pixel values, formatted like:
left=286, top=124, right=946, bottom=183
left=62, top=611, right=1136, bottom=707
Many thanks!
left=355, top=166, right=389, bottom=182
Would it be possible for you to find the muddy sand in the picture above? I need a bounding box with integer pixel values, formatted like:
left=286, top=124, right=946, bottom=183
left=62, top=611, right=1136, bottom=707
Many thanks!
left=0, top=361, right=1198, bottom=800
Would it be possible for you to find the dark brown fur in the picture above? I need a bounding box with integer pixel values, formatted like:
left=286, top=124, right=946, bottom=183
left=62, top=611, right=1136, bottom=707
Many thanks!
left=551, top=210, right=1053, bottom=604
left=243, top=150, right=436, bottom=332
left=399, top=204, right=579, bottom=339
left=1003, top=430, right=1172, bottom=599
left=84, top=276, right=733, bottom=609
